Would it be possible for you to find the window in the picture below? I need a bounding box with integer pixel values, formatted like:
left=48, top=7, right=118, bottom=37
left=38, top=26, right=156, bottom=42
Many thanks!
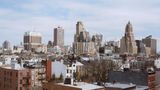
left=27, top=72, right=30, bottom=76
left=10, top=72, right=12, bottom=76
left=16, top=72, right=18, bottom=77
left=20, top=72, right=22, bottom=76
left=67, top=69, right=69, bottom=73
left=20, top=80, right=22, bottom=84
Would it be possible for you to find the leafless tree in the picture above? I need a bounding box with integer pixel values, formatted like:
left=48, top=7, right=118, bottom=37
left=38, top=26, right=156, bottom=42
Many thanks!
left=81, top=59, right=119, bottom=83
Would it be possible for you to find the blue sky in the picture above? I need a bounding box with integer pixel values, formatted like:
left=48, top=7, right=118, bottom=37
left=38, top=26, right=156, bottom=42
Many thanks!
left=0, top=0, right=160, bottom=51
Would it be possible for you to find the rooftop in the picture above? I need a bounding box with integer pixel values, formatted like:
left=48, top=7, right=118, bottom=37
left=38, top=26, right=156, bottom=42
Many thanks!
left=24, top=31, right=41, bottom=37
left=58, top=82, right=104, bottom=90
left=105, top=83, right=136, bottom=89
left=1, top=64, right=25, bottom=70
left=136, top=86, right=148, bottom=90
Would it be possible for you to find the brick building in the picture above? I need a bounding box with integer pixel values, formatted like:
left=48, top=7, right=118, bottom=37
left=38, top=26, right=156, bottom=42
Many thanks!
left=0, top=66, right=31, bottom=90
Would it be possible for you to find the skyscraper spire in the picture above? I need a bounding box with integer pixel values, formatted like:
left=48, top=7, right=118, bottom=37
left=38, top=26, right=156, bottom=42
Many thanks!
left=120, top=21, right=137, bottom=55
left=125, top=21, right=133, bottom=33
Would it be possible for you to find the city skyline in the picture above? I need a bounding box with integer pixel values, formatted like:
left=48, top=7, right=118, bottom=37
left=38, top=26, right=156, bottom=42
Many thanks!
left=0, top=0, right=160, bottom=51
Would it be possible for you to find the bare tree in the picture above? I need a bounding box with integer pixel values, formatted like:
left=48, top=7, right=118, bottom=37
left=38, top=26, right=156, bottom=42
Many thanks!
left=81, top=59, right=118, bottom=83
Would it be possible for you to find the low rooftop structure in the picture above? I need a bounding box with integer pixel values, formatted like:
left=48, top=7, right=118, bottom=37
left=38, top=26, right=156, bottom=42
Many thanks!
left=105, top=83, right=136, bottom=90
left=43, top=81, right=104, bottom=90
left=108, top=70, right=155, bottom=90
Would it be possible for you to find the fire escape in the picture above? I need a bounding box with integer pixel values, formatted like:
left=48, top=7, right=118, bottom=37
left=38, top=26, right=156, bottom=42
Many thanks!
left=22, top=74, right=31, bottom=88
left=38, top=69, right=45, bottom=81
left=38, top=60, right=46, bottom=84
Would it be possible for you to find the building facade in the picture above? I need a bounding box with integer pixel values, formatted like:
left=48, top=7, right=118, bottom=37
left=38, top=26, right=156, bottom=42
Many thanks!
left=142, top=35, right=157, bottom=56
left=54, top=26, right=64, bottom=47
left=23, top=31, right=42, bottom=51
left=92, top=34, right=103, bottom=52
left=0, top=67, right=31, bottom=90
left=120, top=22, right=137, bottom=55
left=3, top=40, right=11, bottom=50
left=73, top=21, right=96, bottom=56
left=136, top=40, right=146, bottom=55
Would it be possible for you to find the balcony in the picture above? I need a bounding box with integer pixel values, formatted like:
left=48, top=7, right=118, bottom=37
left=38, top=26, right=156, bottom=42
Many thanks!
left=23, top=76, right=31, bottom=79
left=38, top=78, right=45, bottom=81
left=23, top=83, right=30, bottom=87
left=23, top=80, right=31, bottom=87
left=38, top=76, right=45, bottom=81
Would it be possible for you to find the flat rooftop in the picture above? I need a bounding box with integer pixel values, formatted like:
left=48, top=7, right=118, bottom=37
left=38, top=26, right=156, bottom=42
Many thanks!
left=105, top=83, right=136, bottom=89
left=58, top=82, right=104, bottom=90
left=1, top=65, right=25, bottom=70
left=136, top=86, right=148, bottom=90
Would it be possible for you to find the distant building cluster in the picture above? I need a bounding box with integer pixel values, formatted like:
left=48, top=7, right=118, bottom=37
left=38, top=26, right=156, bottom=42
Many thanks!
left=0, top=21, right=159, bottom=90
left=73, top=21, right=103, bottom=56
left=120, top=21, right=157, bottom=57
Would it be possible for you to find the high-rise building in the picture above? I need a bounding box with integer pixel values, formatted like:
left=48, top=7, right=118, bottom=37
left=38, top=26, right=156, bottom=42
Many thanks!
left=3, top=40, right=11, bottom=50
left=73, top=21, right=96, bottom=55
left=92, top=34, right=103, bottom=46
left=136, top=40, right=146, bottom=55
left=120, top=21, right=137, bottom=55
left=54, top=26, right=64, bottom=47
left=74, top=21, right=90, bottom=42
left=142, top=35, right=157, bottom=56
left=76, top=21, right=84, bottom=35
left=92, top=34, right=103, bottom=52
left=23, top=31, right=42, bottom=51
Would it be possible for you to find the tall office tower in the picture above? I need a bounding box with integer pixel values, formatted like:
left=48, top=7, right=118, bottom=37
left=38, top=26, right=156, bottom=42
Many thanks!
left=120, top=21, right=137, bottom=55
left=3, top=40, right=11, bottom=50
left=136, top=40, right=146, bottom=55
left=54, top=26, right=64, bottom=47
left=23, top=31, right=42, bottom=51
left=74, top=21, right=90, bottom=42
left=92, top=34, right=103, bottom=46
left=73, top=21, right=96, bottom=55
left=142, top=35, right=157, bottom=56
left=92, top=34, right=103, bottom=51
left=76, top=21, right=84, bottom=35
left=74, top=21, right=85, bottom=42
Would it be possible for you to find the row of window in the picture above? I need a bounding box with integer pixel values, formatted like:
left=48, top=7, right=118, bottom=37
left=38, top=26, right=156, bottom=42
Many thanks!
left=67, top=69, right=76, bottom=73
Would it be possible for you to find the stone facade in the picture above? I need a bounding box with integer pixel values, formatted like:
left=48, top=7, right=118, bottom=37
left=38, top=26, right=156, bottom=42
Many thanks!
left=142, top=35, right=157, bottom=56
left=120, top=22, right=137, bottom=55
left=73, top=21, right=96, bottom=56
left=23, top=31, right=42, bottom=51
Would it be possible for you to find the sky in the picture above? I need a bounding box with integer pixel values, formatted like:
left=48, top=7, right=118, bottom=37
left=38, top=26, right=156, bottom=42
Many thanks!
left=0, top=0, right=160, bottom=51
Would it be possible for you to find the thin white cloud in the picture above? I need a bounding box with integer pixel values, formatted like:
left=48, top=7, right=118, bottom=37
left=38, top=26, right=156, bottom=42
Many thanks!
left=0, top=8, right=13, bottom=16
